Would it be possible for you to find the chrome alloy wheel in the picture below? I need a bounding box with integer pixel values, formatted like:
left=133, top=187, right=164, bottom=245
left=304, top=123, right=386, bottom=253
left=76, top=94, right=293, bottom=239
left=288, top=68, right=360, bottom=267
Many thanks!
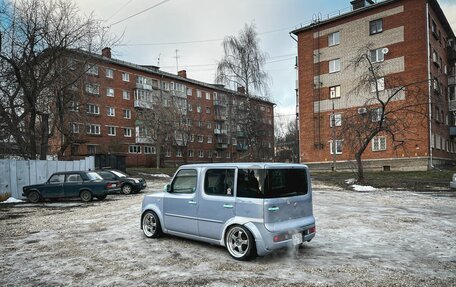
left=142, top=212, right=158, bottom=238
left=226, top=226, right=251, bottom=259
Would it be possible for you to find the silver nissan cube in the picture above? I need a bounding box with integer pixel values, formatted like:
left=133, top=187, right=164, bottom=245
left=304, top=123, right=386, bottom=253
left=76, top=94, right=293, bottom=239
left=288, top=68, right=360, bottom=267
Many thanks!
left=140, top=163, right=316, bottom=260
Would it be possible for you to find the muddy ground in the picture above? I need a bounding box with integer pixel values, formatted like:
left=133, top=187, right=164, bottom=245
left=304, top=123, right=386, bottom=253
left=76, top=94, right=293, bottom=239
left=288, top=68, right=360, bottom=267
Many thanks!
left=0, top=179, right=455, bottom=287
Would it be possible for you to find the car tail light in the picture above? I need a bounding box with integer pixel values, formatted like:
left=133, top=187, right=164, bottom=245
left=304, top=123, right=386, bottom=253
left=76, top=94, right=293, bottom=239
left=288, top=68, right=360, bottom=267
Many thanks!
left=308, top=226, right=316, bottom=234
left=273, top=233, right=290, bottom=242
left=106, top=182, right=113, bottom=189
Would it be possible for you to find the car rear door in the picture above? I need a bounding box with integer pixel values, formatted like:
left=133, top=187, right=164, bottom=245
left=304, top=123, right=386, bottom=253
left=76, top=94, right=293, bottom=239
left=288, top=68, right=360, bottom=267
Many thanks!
left=197, top=168, right=236, bottom=240
left=63, top=173, right=84, bottom=197
left=163, top=169, right=199, bottom=235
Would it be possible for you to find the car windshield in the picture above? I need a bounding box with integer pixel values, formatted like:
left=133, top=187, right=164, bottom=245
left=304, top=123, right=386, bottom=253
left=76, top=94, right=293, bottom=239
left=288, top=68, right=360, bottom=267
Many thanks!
left=87, top=172, right=103, bottom=180
left=110, top=170, right=127, bottom=178
left=237, top=168, right=308, bottom=198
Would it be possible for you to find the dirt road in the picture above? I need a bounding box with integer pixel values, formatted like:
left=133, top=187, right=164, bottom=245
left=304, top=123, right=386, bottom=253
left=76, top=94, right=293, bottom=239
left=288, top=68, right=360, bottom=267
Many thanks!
left=0, top=179, right=455, bottom=286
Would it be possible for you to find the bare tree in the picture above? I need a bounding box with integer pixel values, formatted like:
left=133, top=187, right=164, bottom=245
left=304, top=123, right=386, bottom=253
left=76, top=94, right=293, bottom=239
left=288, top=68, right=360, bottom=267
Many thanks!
left=0, top=0, right=113, bottom=159
left=340, top=44, right=429, bottom=182
left=275, top=119, right=299, bottom=163
left=215, top=24, right=271, bottom=161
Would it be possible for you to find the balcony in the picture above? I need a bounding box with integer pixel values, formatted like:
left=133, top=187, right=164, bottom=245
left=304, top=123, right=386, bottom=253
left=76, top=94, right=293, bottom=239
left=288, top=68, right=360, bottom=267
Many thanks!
left=214, top=128, right=228, bottom=135
left=136, top=83, right=153, bottom=91
left=448, top=46, right=456, bottom=62
left=214, top=112, right=227, bottom=121
left=134, top=100, right=153, bottom=109
left=450, top=127, right=456, bottom=137
left=214, top=99, right=227, bottom=107
left=449, top=100, right=456, bottom=112
left=136, top=137, right=154, bottom=144
left=216, top=143, right=229, bottom=149
left=236, top=143, right=249, bottom=151
left=236, top=131, right=247, bottom=138
left=172, top=90, right=187, bottom=99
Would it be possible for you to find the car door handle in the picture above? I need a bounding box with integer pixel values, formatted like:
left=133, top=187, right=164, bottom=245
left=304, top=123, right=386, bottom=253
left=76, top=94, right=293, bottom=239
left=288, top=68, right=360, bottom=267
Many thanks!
left=223, top=204, right=234, bottom=209
left=188, top=200, right=197, bottom=205
left=268, top=206, right=279, bottom=212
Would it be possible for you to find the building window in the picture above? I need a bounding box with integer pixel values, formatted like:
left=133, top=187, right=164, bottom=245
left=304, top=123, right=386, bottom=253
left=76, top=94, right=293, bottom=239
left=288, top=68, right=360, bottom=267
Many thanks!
left=371, top=108, right=383, bottom=122
left=106, top=88, right=114, bottom=97
left=198, top=150, right=204, bottom=158
left=208, top=151, right=213, bottom=158
left=188, top=150, right=194, bottom=157
left=328, top=31, right=340, bottom=46
left=197, top=105, right=202, bottom=113
left=206, top=107, right=211, bottom=114
left=144, top=146, right=156, bottom=154
left=107, top=126, right=116, bottom=136
left=372, top=136, right=386, bottom=151
left=369, top=19, right=383, bottom=35
left=197, top=90, right=202, bottom=98
left=449, top=86, right=456, bottom=101
left=69, top=101, right=79, bottom=112
left=122, top=72, right=130, bottom=82
left=329, top=113, right=342, bottom=127
left=206, top=122, right=212, bottom=129
left=86, top=124, right=100, bottom=135
left=86, top=64, right=98, bottom=76
left=370, top=77, right=385, bottom=92
left=107, top=107, right=115, bottom=117
left=329, top=140, right=343, bottom=154
left=176, top=149, right=182, bottom=157
left=329, top=58, right=340, bottom=73
left=190, top=134, right=195, bottom=142
left=232, top=137, right=237, bottom=145
left=207, top=136, right=212, bottom=143
left=165, top=149, right=171, bottom=157
left=123, top=109, right=131, bottom=119
left=161, top=81, right=169, bottom=91
left=188, top=104, right=193, bottom=111
left=329, top=85, right=341, bottom=98
left=87, top=145, right=98, bottom=155
left=86, top=104, right=100, bottom=115
left=187, top=88, right=193, bottom=96
left=70, top=123, right=79, bottom=133
left=226, top=152, right=230, bottom=159
left=129, top=145, right=141, bottom=153
left=370, top=48, right=385, bottom=63
left=123, top=90, right=130, bottom=100
left=124, top=128, right=132, bottom=137
left=205, top=92, right=211, bottom=100
left=106, top=68, right=113, bottom=78
left=85, top=83, right=99, bottom=95
left=197, top=135, right=204, bottom=143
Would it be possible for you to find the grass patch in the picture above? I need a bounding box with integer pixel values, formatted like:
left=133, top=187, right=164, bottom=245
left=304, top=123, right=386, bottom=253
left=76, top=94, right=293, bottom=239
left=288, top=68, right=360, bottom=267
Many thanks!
left=312, top=170, right=455, bottom=191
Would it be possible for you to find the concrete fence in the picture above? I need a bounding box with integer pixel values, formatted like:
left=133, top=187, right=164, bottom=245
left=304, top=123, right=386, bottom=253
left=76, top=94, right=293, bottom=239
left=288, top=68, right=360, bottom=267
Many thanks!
left=0, top=156, right=95, bottom=199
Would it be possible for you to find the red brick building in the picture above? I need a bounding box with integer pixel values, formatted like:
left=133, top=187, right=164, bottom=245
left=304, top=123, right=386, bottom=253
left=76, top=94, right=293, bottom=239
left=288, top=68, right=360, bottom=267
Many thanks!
left=51, top=48, right=274, bottom=167
left=291, top=0, right=456, bottom=171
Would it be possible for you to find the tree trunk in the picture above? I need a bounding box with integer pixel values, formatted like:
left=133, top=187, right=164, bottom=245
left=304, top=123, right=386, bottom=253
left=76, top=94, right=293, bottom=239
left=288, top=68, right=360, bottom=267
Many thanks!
left=156, top=144, right=161, bottom=169
left=355, top=153, right=364, bottom=183
left=39, top=114, right=49, bottom=160
left=29, top=111, right=37, bottom=160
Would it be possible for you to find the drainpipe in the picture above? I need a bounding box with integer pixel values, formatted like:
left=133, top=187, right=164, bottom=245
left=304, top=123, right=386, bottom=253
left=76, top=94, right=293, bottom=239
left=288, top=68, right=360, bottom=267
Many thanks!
left=290, top=33, right=300, bottom=163
left=426, top=2, right=435, bottom=170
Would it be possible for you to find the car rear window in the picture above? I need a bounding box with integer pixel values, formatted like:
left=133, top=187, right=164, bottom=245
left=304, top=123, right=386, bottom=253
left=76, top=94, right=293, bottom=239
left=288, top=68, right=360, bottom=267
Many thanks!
left=237, top=169, right=308, bottom=198
left=87, top=172, right=103, bottom=180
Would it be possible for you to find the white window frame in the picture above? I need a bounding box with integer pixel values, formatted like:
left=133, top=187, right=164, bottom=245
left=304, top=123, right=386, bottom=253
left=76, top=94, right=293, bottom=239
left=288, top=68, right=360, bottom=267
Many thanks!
left=86, top=104, right=100, bottom=115
left=124, top=128, right=132, bottom=137
left=207, top=136, right=212, bottom=143
left=329, top=58, right=340, bottom=73
left=198, top=150, right=204, bottom=158
left=372, top=136, right=387, bottom=151
left=70, top=123, right=79, bottom=133
left=328, top=31, right=340, bottom=46
left=329, top=113, right=342, bottom=127
left=123, top=109, right=131, bottom=119
left=86, top=64, right=98, bottom=76
left=86, top=124, right=100, bottom=135
left=205, top=92, right=211, bottom=100
left=197, top=105, right=202, bottom=113
left=370, top=48, right=385, bottom=63
left=129, top=145, right=141, bottom=153
left=197, top=90, right=202, bottom=98
left=106, top=68, right=113, bottom=78
left=329, top=140, right=343, bottom=155
left=370, top=77, right=385, bottom=92
left=371, top=108, right=383, bottom=122
left=107, top=107, right=115, bottom=117
left=122, top=90, right=130, bottom=100
left=329, top=85, right=341, bottom=99
left=107, top=126, right=116, bottom=136
left=122, top=72, right=130, bottom=82
left=176, top=149, right=182, bottom=157
left=85, top=83, right=99, bottom=95
left=144, top=146, right=156, bottom=154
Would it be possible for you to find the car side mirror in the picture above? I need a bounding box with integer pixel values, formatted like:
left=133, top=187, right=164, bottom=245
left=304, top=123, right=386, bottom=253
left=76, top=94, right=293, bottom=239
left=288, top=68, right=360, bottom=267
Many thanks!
left=164, top=184, right=171, bottom=193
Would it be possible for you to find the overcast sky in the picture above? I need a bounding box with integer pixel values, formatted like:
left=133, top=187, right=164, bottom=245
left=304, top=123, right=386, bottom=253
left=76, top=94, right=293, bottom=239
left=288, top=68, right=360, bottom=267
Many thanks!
left=76, top=0, right=456, bottom=124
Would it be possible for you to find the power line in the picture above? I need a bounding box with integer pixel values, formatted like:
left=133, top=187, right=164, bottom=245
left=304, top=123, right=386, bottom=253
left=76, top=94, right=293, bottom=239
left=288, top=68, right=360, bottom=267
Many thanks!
left=109, top=0, right=172, bottom=27
left=105, top=0, right=134, bottom=22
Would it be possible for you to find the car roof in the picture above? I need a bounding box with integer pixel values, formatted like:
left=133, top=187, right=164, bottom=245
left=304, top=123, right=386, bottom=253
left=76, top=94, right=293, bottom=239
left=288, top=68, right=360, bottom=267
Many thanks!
left=52, top=170, right=92, bottom=175
left=178, top=162, right=308, bottom=169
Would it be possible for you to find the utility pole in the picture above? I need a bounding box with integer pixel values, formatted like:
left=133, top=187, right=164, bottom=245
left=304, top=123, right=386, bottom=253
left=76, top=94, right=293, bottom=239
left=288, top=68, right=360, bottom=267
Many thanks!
left=331, top=99, right=337, bottom=171
left=174, top=49, right=179, bottom=73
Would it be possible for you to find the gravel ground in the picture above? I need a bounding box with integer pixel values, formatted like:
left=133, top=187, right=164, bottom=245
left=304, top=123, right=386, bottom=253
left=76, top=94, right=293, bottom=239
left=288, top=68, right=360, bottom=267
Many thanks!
left=0, top=179, right=455, bottom=287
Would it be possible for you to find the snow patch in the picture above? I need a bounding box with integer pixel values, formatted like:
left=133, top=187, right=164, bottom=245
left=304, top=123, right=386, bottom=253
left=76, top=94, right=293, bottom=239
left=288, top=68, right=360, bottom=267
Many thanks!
left=139, top=172, right=170, bottom=178
left=0, top=197, right=24, bottom=204
left=345, top=178, right=356, bottom=185
left=351, top=184, right=377, bottom=192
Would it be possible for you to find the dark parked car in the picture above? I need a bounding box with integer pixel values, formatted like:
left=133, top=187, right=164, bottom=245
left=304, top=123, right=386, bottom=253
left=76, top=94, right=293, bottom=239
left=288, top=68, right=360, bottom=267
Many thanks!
left=96, top=169, right=146, bottom=194
left=22, top=171, right=120, bottom=203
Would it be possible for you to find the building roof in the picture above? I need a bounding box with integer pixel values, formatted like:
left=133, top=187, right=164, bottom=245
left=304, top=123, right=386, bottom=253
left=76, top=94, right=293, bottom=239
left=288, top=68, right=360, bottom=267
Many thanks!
left=78, top=50, right=275, bottom=107
left=290, top=0, right=454, bottom=39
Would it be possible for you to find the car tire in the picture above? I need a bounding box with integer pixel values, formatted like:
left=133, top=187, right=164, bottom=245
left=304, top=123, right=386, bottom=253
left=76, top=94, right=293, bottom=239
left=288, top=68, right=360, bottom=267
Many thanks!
left=27, top=190, right=41, bottom=203
left=142, top=211, right=162, bottom=238
left=225, top=225, right=256, bottom=261
left=80, top=190, right=93, bottom=202
left=96, top=195, right=107, bottom=200
left=121, top=184, right=133, bottom=195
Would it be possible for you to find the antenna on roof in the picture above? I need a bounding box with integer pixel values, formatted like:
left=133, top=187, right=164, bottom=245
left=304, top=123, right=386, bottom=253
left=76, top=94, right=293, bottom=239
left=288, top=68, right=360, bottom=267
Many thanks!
left=157, top=53, right=161, bottom=67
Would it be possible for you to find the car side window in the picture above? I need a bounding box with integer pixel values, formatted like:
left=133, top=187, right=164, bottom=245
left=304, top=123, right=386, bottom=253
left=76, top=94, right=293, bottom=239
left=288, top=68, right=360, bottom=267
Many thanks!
left=171, top=169, right=197, bottom=194
left=204, top=169, right=235, bottom=196
left=237, top=169, right=264, bottom=198
left=48, top=174, right=65, bottom=184
left=66, top=174, right=83, bottom=182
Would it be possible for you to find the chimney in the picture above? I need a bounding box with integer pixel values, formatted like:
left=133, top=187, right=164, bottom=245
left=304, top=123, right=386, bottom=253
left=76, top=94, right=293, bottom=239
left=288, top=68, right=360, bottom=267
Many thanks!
left=350, top=0, right=375, bottom=10
left=237, top=86, right=245, bottom=94
left=178, top=70, right=187, bottom=78
left=102, top=47, right=111, bottom=58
